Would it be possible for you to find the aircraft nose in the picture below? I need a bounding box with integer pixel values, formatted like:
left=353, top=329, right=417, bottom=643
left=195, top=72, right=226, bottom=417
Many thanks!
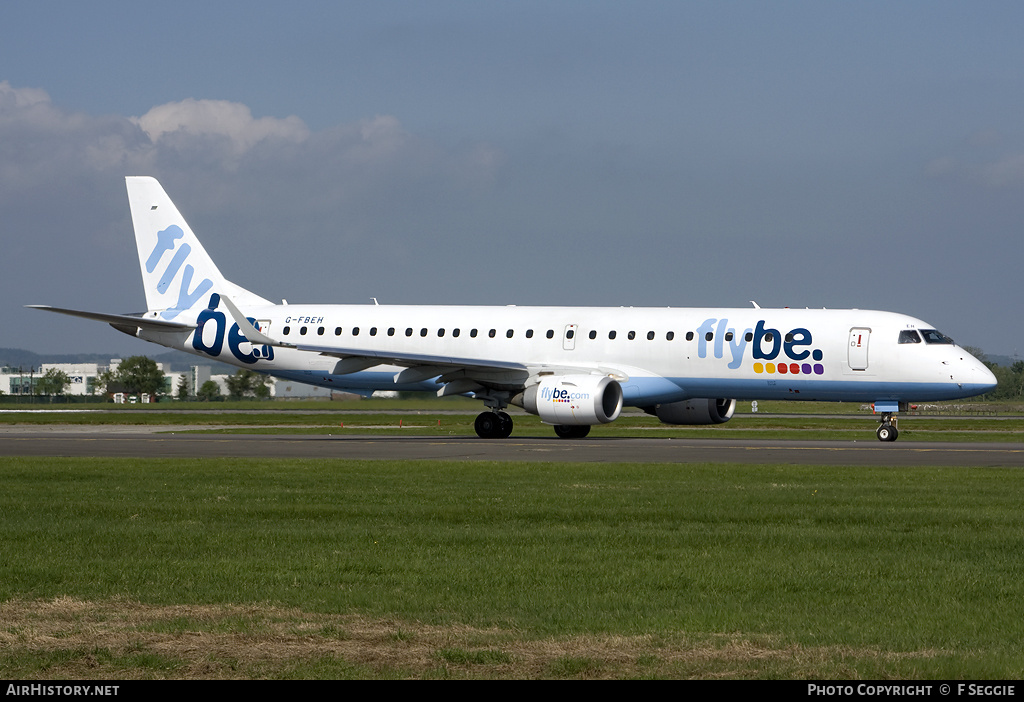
left=962, top=351, right=997, bottom=392
left=978, top=361, right=998, bottom=392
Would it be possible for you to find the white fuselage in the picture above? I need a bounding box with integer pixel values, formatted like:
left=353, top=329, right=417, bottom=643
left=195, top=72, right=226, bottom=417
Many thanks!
left=140, top=303, right=996, bottom=406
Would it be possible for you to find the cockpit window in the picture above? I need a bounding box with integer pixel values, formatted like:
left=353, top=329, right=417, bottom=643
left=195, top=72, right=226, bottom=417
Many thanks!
left=920, top=329, right=955, bottom=344
left=898, top=330, right=921, bottom=344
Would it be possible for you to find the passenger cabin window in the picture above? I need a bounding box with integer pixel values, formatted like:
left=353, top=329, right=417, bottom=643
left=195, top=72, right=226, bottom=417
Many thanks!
left=525, top=329, right=533, bottom=338
left=666, top=331, right=674, bottom=341
left=628, top=331, right=636, bottom=340
left=921, top=329, right=955, bottom=344
left=609, top=331, right=616, bottom=340
left=686, top=331, right=694, bottom=341
left=546, top=330, right=554, bottom=339
left=334, top=327, right=342, bottom=336
left=589, top=330, right=597, bottom=340
left=646, top=331, right=655, bottom=340
left=283, top=326, right=291, bottom=335
left=899, top=330, right=922, bottom=344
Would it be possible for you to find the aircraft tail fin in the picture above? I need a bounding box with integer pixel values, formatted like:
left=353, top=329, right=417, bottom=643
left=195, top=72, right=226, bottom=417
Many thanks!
left=126, top=176, right=271, bottom=320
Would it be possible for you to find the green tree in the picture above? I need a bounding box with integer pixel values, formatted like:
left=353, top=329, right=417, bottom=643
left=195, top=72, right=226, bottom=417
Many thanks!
left=225, top=369, right=270, bottom=400
left=197, top=380, right=223, bottom=402
left=36, top=368, right=70, bottom=396
left=93, top=369, right=116, bottom=398
left=115, top=356, right=166, bottom=397
left=1009, top=361, right=1024, bottom=399
left=253, top=376, right=271, bottom=400
left=176, top=375, right=190, bottom=400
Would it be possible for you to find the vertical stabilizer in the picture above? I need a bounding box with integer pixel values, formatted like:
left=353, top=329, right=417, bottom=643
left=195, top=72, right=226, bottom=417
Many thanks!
left=126, top=176, right=270, bottom=318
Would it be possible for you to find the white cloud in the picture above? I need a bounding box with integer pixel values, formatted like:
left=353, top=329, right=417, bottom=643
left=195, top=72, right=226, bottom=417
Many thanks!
left=0, top=81, right=49, bottom=110
left=0, top=84, right=501, bottom=196
left=0, top=81, right=146, bottom=185
left=0, top=82, right=505, bottom=301
left=924, top=138, right=1024, bottom=189
left=133, top=98, right=309, bottom=158
left=980, top=153, right=1024, bottom=188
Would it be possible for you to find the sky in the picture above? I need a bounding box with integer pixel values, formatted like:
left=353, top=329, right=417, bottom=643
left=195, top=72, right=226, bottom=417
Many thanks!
left=3, top=1, right=1024, bottom=359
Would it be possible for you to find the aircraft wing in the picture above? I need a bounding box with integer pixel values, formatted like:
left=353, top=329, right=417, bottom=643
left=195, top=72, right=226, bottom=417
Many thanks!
left=296, top=342, right=528, bottom=371
left=26, top=305, right=196, bottom=334
left=291, top=340, right=630, bottom=394
left=220, top=294, right=632, bottom=391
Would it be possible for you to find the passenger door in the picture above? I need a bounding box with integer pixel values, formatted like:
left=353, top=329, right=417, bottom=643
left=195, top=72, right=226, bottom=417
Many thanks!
left=848, top=328, right=870, bottom=371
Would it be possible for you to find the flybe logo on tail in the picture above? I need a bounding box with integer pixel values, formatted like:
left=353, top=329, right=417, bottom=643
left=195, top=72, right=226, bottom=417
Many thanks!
left=696, top=318, right=825, bottom=376
left=146, top=225, right=213, bottom=320
left=192, top=295, right=274, bottom=365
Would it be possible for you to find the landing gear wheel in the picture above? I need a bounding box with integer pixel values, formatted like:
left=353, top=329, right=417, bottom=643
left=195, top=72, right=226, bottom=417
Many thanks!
left=876, top=424, right=899, bottom=442
left=554, top=425, right=591, bottom=439
left=475, top=411, right=514, bottom=439
left=474, top=412, right=498, bottom=438
left=496, top=411, right=514, bottom=438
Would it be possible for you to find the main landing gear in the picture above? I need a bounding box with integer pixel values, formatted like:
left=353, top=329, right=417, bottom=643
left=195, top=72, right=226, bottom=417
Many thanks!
left=471, top=391, right=596, bottom=439
left=474, top=410, right=513, bottom=439
left=472, top=410, right=592, bottom=439
left=553, top=425, right=591, bottom=439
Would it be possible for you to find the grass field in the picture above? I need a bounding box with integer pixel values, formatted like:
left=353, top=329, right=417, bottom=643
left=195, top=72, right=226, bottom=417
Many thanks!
left=3, top=406, right=1024, bottom=442
left=2, top=455, right=1024, bottom=679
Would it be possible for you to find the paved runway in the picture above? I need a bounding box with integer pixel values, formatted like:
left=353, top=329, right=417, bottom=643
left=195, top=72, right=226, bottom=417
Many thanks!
left=4, top=427, right=1024, bottom=466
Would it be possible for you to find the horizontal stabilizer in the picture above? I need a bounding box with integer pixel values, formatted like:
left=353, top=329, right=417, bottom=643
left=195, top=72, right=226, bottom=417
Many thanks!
left=26, top=305, right=195, bottom=333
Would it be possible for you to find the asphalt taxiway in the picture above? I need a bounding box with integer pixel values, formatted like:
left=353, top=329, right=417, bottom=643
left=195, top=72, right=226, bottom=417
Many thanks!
left=3, top=427, right=1024, bottom=466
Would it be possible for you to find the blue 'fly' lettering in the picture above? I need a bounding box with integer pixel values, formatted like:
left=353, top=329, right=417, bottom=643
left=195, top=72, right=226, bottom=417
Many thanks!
left=146, top=225, right=214, bottom=320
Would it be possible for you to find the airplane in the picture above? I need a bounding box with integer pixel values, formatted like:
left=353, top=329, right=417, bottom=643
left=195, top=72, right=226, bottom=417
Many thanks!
left=30, top=176, right=997, bottom=441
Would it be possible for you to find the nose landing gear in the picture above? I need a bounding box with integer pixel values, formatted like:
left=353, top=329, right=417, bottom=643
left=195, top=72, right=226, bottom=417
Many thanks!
left=876, top=415, right=899, bottom=442
left=873, top=401, right=906, bottom=442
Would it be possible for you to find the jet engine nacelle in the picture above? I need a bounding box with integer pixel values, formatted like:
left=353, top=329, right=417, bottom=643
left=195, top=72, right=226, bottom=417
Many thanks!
left=649, top=398, right=736, bottom=425
left=515, top=375, right=623, bottom=426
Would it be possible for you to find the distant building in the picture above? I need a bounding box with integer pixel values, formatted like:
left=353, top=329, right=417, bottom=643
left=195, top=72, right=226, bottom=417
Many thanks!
left=0, top=359, right=350, bottom=400
left=1, top=363, right=102, bottom=396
